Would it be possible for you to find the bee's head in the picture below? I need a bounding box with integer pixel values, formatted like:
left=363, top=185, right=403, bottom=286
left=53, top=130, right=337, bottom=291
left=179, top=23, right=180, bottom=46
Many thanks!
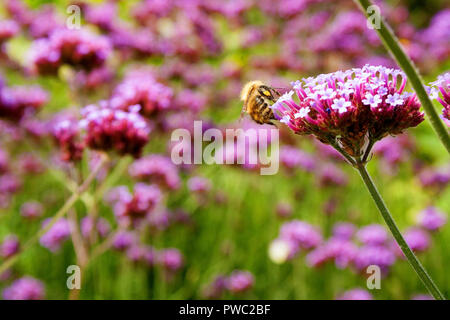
left=240, top=80, right=264, bottom=101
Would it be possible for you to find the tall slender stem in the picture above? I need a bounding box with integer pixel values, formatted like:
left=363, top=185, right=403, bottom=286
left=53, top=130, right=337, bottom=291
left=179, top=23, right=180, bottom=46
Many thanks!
left=0, top=153, right=109, bottom=275
left=355, top=163, right=445, bottom=300
left=353, top=0, right=450, bottom=155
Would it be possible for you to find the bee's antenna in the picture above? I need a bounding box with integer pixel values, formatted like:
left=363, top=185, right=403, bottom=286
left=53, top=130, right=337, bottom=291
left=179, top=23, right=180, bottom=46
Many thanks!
left=239, top=104, right=247, bottom=122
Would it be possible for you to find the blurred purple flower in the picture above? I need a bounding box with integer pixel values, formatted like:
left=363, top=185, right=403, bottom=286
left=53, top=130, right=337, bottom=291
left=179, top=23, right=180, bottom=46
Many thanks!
left=353, top=245, right=396, bottom=274
left=411, top=294, right=433, bottom=300
left=416, top=207, right=447, bottom=232
left=418, top=9, right=450, bottom=63
left=0, top=234, right=20, bottom=258
left=332, top=222, right=356, bottom=241
left=0, top=147, right=9, bottom=174
left=0, top=173, right=21, bottom=194
left=226, top=270, right=254, bottom=294
left=110, top=70, right=173, bottom=119
left=112, top=231, right=137, bottom=251
left=318, top=164, right=348, bottom=187
left=80, top=103, right=150, bottom=158
left=203, top=274, right=227, bottom=299
left=336, top=288, right=373, bottom=300
left=20, top=201, right=44, bottom=219
left=3, top=276, right=45, bottom=300
left=187, top=176, right=212, bottom=194
left=158, top=248, right=184, bottom=271
left=280, top=145, right=315, bottom=172
left=0, top=20, right=19, bottom=44
left=109, top=183, right=162, bottom=223
left=356, top=224, right=388, bottom=246
left=80, top=216, right=111, bottom=239
left=39, top=218, right=70, bottom=252
left=0, top=84, right=48, bottom=122
left=275, top=201, right=293, bottom=219
left=418, top=165, right=450, bottom=192
left=307, top=238, right=358, bottom=269
left=279, top=220, right=322, bottom=251
left=393, top=228, right=430, bottom=257
left=129, top=154, right=181, bottom=190
left=429, top=72, right=450, bottom=125
left=29, top=28, right=111, bottom=75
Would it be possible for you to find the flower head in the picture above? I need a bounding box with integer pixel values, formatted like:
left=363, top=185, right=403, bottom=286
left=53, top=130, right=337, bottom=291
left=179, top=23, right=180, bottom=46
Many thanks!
left=307, top=238, right=358, bottom=269
left=393, top=228, right=430, bottom=257
left=158, top=248, right=184, bottom=271
left=271, top=65, right=424, bottom=156
left=336, top=288, right=373, bottom=300
left=108, top=183, right=162, bottom=225
left=112, top=231, right=137, bottom=251
left=0, top=20, right=19, bottom=44
left=226, top=270, right=254, bottom=294
left=416, top=207, right=447, bottom=232
left=0, top=85, right=48, bottom=122
left=202, top=275, right=227, bottom=299
left=356, top=224, right=388, bottom=246
left=20, top=201, right=44, bottom=219
left=129, top=154, right=180, bottom=190
left=39, top=218, right=70, bottom=252
left=29, top=28, right=111, bottom=75
left=51, top=116, right=85, bottom=162
left=0, top=234, right=20, bottom=258
left=80, top=104, right=150, bottom=158
left=0, top=147, right=9, bottom=174
left=280, top=146, right=315, bottom=172
left=429, top=72, right=450, bottom=126
left=2, top=277, right=45, bottom=300
left=279, top=220, right=322, bottom=251
left=110, top=70, right=173, bottom=119
left=332, top=222, right=356, bottom=240
left=187, top=176, right=212, bottom=194
left=353, top=244, right=396, bottom=274
left=80, top=216, right=111, bottom=239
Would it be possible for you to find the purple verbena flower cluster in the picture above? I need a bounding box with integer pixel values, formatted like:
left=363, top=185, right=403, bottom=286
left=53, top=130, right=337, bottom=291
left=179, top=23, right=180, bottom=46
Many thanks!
left=272, top=65, right=424, bottom=157
left=106, top=184, right=163, bottom=225
left=429, top=72, right=450, bottom=126
left=203, top=270, right=254, bottom=298
left=39, top=218, right=70, bottom=252
left=80, top=104, right=150, bottom=158
left=110, top=70, right=174, bottom=119
left=2, top=276, right=45, bottom=300
left=0, top=82, right=47, bottom=122
left=29, top=28, right=111, bottom=75
left=129, top=154, right=181, bottom=190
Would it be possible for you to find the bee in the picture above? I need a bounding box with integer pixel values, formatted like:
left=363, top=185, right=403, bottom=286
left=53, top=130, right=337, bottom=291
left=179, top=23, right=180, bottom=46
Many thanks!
left=240, top=81, right=280, bottom=125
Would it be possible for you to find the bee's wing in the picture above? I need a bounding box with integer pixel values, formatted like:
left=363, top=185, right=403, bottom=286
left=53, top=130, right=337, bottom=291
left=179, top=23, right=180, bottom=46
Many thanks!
left=239, top=101, right=248, bottom=122
left=270, top=87, right=283, bottom=98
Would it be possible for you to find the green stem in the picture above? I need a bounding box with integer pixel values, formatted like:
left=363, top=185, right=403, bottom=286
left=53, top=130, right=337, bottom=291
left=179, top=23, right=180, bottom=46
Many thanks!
left=356, top=163, right=445, bottom=300
left=94, top=156, right=132, bottom=199
left=0, top=154, right=109, bottom=275
left=327, top=139, right=357, bottom=166
left=362, top=139, right=375, bottom=163
left=353, top=0, right=450, bottom=155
